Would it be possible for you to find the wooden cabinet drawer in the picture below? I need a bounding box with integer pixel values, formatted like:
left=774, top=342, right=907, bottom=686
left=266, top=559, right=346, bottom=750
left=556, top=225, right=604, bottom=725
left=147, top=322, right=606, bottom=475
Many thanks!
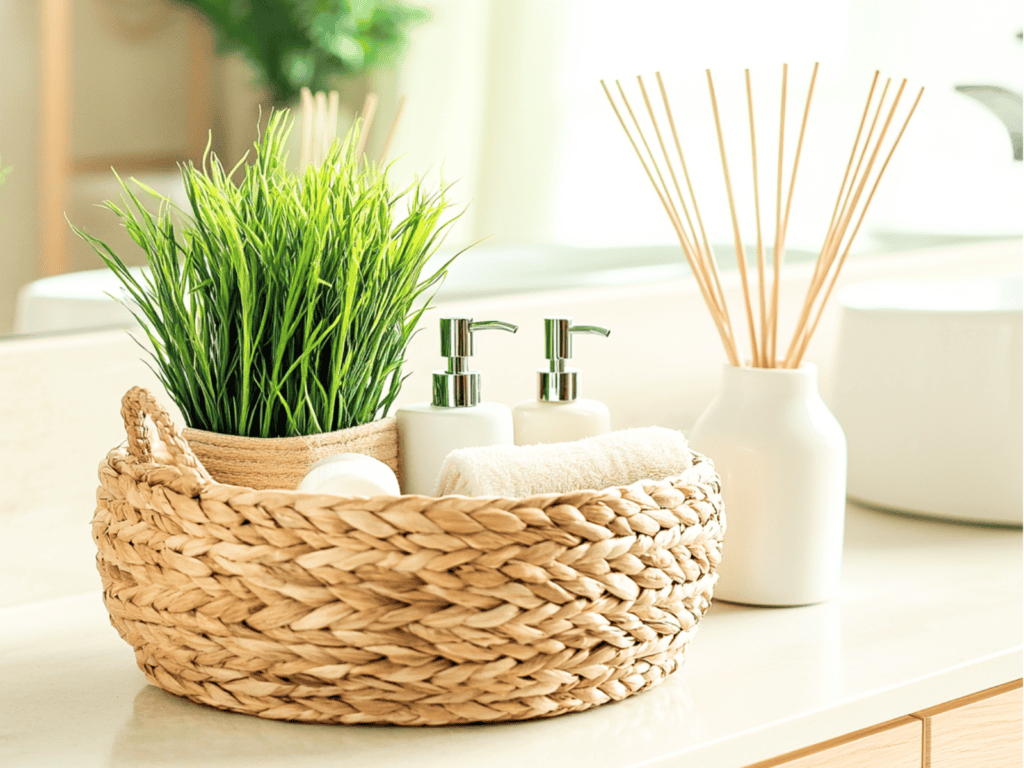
left=747, top=716, right=923, bottom=768
left=749, top=679, right=1023, bottom=768
left=914, top=680, right=1023, bottom=768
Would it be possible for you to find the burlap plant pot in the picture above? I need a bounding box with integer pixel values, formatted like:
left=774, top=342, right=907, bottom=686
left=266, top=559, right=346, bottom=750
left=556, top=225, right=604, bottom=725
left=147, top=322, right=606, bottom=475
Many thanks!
left=94, top=386, right=725, bottom=725
left=181, top=418, right=399, bottom=491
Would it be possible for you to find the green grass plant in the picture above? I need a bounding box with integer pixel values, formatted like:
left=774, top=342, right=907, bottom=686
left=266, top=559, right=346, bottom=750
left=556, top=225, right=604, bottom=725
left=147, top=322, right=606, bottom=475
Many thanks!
left=75, top=111, right=460, bottom=438
left=174, top=1, right=427, bottom=106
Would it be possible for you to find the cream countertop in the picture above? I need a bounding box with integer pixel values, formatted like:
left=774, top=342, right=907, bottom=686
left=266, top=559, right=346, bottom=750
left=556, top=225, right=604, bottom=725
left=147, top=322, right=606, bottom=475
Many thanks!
left=1, top=503, right=1020, bottom=768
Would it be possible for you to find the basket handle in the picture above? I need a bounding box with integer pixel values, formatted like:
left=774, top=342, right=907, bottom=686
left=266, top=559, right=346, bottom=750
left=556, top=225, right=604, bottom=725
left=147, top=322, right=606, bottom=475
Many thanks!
left=121, top=387, right=211, bottom=480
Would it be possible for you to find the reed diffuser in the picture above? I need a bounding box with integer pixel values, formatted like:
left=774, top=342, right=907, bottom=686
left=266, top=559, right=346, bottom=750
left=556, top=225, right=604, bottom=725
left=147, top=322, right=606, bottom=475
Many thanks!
left=603, top=66, right=923, bottom=606
left=602, top=65, right=922, bottom=367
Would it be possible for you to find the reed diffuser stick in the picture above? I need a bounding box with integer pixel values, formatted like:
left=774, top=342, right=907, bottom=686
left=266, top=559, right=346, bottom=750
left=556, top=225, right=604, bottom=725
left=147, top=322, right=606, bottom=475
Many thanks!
left=380, top=94, right=408, bottom=163
left=355, top=92, right=378, bottom=158
left=768, top=64, right=788, bottom=366
left=313, top=90, right=328, bottom=167
left=785, top=76, right=887, bottom=360
left=638, top=77, right=704, bottom=280
left=613, top=80, right=727, bottom=332
left=299, top=87, right=314, bottom=172
left=325, top=90, right=340, bottom=161
left=812, top=77, right=891, bottom=285
left=784, top=79, right=907, bottom=367
left=636, top=78, right=698, bottom=248
left=707, top=70, right=760, bottom=365
left=615, top=81, right=686, bottom=234
left=771, top=62, right=818, bottom=365
left=298, top=89, right=403, bottom=172
left=638, top=76, right=726, bottom=318
left=601, top=80, right=741, bottom=365
left=745, top=70, right=768, bottom=367
left=801, top=72, right=880, bottom=313
left=819, top=72, right=879, bottom=276
left=784, top=78, right=893, bottom=366
left=656, top=72, right=733, bottom=328
left=790, top=87, right=924, bottom=367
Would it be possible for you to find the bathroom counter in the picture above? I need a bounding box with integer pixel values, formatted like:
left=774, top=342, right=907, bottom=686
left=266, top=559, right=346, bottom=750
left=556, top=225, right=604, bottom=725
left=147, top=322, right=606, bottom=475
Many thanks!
left=1, top=503, right=1020, bottom=768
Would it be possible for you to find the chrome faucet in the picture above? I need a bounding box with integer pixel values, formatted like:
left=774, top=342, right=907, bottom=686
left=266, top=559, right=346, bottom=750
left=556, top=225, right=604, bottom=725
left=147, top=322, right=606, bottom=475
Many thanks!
left=954, top=29, right=1023, bottom=161
left=954, top=85, right=1023, bottom=160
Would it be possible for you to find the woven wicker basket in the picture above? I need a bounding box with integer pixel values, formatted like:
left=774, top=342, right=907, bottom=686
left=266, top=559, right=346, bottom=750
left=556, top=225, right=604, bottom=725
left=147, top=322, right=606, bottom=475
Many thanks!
left=94, top=387, right=725, bottom=726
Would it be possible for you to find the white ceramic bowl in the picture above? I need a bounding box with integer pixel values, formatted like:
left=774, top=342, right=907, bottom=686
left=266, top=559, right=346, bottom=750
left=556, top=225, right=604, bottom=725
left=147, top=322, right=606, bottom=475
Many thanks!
left=829, top=275, right=1022, bottom=526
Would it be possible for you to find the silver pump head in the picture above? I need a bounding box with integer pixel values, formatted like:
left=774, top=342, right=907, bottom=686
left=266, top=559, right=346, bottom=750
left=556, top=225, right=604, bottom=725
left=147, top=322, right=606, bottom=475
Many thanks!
left=538, top=317, right=611, bottom=402
left=432, top=317, right=518, bottom=407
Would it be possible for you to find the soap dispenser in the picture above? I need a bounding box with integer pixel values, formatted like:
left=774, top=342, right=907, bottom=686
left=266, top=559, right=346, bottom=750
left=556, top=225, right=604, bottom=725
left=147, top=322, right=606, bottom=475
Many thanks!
left=513, top=317, right=611, bottom=445
left=397, top=317, right=518, bottom=495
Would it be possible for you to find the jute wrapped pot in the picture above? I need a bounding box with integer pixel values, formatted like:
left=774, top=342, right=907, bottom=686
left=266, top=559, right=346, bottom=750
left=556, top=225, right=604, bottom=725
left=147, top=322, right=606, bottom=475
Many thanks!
left=94, top=387, right=725, bottom=725
left=181, top=419, right=399, bottom=491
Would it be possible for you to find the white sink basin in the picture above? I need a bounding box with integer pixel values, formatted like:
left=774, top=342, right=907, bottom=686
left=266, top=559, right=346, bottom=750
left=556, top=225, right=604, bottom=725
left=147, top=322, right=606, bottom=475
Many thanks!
left=830, top=275, right=1023, bottom=526
left=13, top=244, right=821, bottom=336
left=14, top=266, right=143, bottom=335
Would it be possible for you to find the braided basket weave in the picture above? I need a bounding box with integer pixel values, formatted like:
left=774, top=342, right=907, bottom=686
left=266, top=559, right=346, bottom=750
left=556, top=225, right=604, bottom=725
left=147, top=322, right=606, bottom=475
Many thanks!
left=94, top=387, right=725, bottom=725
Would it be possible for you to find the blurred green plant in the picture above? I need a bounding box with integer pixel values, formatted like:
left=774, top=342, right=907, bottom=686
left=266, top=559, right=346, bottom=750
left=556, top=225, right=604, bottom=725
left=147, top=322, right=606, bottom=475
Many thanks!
left=74, top=111, right=463, bottom=438
left=176, top=0, right=428, bottom=105
left=0, top=157, right=9, bottom=185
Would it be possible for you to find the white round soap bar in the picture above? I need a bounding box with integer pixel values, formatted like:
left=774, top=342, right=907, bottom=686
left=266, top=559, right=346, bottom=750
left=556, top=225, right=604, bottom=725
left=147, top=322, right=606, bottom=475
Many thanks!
left=297, top=453, right=401, bottom=497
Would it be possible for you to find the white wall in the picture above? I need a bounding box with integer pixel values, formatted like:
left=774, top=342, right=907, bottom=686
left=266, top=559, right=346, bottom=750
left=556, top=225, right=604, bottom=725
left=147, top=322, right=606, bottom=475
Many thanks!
left=0, top=0, right=495, bottom=334
left=1, top=0, right=1019, bottom=334
left=0, top=1, right=41, bottom=333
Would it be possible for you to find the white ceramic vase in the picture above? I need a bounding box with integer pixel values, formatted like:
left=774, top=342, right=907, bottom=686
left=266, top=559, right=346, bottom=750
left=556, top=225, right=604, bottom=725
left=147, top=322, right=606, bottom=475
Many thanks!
left=690, top=363, right=847, bottom=606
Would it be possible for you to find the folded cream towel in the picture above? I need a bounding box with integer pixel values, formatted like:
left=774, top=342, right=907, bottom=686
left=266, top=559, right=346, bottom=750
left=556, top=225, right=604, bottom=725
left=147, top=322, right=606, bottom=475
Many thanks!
left=434, top=427, right=694, bottom=497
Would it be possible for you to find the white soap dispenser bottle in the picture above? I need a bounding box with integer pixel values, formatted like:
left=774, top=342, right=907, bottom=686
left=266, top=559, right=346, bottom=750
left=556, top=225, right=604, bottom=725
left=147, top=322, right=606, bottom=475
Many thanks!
left=512, top=317, right=612, bottom=445
left=397, top=317, right=518, bottom=495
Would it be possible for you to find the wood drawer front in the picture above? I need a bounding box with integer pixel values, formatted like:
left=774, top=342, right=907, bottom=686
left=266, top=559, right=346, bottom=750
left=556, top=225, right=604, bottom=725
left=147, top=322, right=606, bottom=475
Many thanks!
left=921, top=682, right=1023, bottom=768
left=748, top=717, right=922, bottom=768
